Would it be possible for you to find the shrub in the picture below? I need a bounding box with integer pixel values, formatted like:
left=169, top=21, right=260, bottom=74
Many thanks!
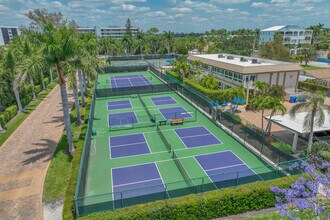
left=21, top=94, right=33, bottom=108
left=35, top=85, right=42, bottom=94
left=44, top=77, right=50, bottom=86
left=5, top=105, right=18, bottom=119
left=167, top=70, right=181, bottom=80
left=80, top=176, right=299, bottom=220
left=0, top=114, right=6, bottom=127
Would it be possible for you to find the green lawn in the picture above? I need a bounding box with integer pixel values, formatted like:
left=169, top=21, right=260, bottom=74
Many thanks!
left=43, top=90, right=91, bottom=202
left=0, top=82, right=57, bottom=146
left=301, top=65, right=322, bottom=70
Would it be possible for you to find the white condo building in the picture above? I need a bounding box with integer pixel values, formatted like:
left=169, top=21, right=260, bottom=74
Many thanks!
left=78, top=26, right=139, bottom=40
left=259, top=25, right=313, bottom=45
left=0, top=26, right=21, bottom=46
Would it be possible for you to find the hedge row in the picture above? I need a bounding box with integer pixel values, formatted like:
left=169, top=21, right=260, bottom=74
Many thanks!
left=0, top=105, right=18, bottom=127
left=81, top=175, right=298, bottom=220
left=0, top=77, right=52, bottom=127
left=298, top=81, right=329, bottom=93
left=167, top=70, right=230, bottom=101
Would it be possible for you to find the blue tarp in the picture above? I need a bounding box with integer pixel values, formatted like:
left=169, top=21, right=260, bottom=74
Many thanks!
left=166, top=59, right=174, bottom=63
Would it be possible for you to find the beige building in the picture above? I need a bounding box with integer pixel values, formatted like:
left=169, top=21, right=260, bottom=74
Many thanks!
left=187, top=54, right=302, bottom=94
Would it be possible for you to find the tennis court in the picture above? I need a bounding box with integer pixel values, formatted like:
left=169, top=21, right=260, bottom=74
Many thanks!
left=109, top=133, right=151, bottom=158
left=75, top=70, right=284, bottom=216
left=109, top=74, right=153, bottom=92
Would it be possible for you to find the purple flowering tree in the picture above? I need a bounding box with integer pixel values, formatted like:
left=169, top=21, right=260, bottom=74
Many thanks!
left=270, top=157, right=330, bottom=219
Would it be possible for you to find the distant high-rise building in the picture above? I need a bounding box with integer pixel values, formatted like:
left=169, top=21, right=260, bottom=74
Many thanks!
left=0, top=26, right=21, bottom=46
left=78, top=26, right=139, bottom=40
left=259, top=25, right=313, bottom=45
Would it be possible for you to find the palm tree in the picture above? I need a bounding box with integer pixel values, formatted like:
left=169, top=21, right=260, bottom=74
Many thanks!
left=290, top=91, right=330, bottom=153
left=122, top=34, right=132, bottom=55
left=1, top=49, right=24, bottom=112
left=163, top=31, right=174, bottom=54
left=136, top=31, right=145, bottom=59
left=265, top=98, right=286, bottom=132
left=250, top=96, right=275, bottom=132
left=30, top=22, right=79, bottom=154
left=253, top=80, right=268, bottom=96
left=98, top=36, right=114, bottom=63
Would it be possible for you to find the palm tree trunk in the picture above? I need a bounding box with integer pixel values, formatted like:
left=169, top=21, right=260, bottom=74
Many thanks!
left=78, top=70, right=85, bottom=107
left=30, top=77, right=37, bottom=99
left=307, top=115, right=315, bottom=153
left=49, top=67, right=53, bottom=82
left=104, top=50, right=107, bottom=64
left=0, top=124, right=4, bottom=132
left=12, top=83, right=23, bottom=112
left=57, top=66, right=75, bottom=154
left=266, top=113, right=274, bottom=133
left=40, top=70, right=46, bottom=90
left=73, top=85, right=82, bottom=124
left=261, top=109, right=265, bottom=131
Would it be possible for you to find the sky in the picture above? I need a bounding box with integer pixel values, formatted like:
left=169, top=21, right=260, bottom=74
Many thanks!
left=0, top=0, right=329, bottom=33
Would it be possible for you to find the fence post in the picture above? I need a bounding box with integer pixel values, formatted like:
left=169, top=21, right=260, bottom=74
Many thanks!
left=236, top=171, right=239, bottom=186
left=201, top=177, right=204, bottom=193
left=260, top=132, right=264, bottom=155
left=120, top=192, right=123, bottom=208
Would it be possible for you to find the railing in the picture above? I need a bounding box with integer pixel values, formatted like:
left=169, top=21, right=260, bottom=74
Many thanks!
left=74, top=158, right=303, bottom=217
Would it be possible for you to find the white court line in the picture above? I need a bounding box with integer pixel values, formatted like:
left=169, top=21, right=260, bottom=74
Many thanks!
left=181, top=133, right=212, bottom=139
left=229, top=151, right=261, bottom=179
left=142, top=133, right=152, bottom=154
left=193, top=156, right=218, bottom=189
left=110, top=141, right=147, bottom=148
left=175, top=126, right=223, bottom=145
left=113, top=178, right=162, bottom=188
left=128, top=78, right=134, bottom=87
left=138, top=74, right=153, bottom=88
left=204, top=163, right=245, bottom=172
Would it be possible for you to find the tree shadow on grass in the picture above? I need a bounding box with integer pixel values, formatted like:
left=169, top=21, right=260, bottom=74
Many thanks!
left=22, top=136, right=71, bottom=165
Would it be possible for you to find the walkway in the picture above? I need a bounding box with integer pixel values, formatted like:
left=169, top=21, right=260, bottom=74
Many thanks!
left=0, top=85, right=72, bottom=220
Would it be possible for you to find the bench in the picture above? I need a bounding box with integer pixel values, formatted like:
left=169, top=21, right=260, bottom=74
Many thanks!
left=159, top=120, right=167, bottom=125
left=171, top=118, right=184, bottom=125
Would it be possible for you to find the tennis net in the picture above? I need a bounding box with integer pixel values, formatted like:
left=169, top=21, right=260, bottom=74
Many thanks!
left=138, top=94, right=154, bottom=121
left=172, top=151, right=195, bottom=193
left=157, top=125, right=171, bottom=153
left=106, top=76, right=152, bottom=83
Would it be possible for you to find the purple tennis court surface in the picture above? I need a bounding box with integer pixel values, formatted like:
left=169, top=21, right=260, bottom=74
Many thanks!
left=112, top=163, right=165, bottom=200
left=195, top=151, right=261, bottom=189
left=108, top=112, right=138, bottom=126
left=175, top=126, right=222, bottom=148
left=159, top=107, right=192, bottom=120
left=151, top=96, right=177, bottom=106
left=110, top=74, right=153, bottom=92
left=107, top=100, right=132, bottom=110
left=109, top=133, right=150, bottom=158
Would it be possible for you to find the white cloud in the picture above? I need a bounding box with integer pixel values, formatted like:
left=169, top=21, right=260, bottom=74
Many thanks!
left=251, top=2, right=266, bottom=8
left=192, top=16, right=209, bottom=22
left=226, top=8, right=237, bottom=12
left=0, top=5, right=10, bottom=12
left=144, top=11, right=166, bottom=17
left=170, top=7, right=192, bottom=13
left=211, top=0, right=250, bottom=3
left=110, top=4, right=150, bottom=12
left=111, top=0, right=146, bottom=4
left=270, top=0, right=290, bottom=3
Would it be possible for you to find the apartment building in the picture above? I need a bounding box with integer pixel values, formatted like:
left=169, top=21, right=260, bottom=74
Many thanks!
left=78, top=26, right=139, bottom=40
left=187, top=54, right=301, bottom=93
left=259, top=25, right=313, bottom=45
left=0, top=26, right=21, bottom=45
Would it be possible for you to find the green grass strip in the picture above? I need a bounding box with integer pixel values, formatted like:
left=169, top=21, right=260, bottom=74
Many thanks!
left=43, top=90, right=91, bottom=202
left=0, top=82, right=57, bottom=147
left=301, top=65, right=323, bottom=70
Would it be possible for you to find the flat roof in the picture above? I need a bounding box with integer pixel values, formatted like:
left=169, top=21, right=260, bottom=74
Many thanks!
left=266, top=111, right=330, bottom=134
left=188, top=54, right=301, bottom=74
left=261, top=25, right=286, bottom=32
left=193, top=54, right=287, bottom=67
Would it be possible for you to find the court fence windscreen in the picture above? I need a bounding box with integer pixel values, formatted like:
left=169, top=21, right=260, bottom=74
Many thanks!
left=75, top=64, right=302, bottom=217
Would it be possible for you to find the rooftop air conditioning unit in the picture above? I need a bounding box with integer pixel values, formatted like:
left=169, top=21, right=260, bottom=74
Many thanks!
left=240, top=57, right=247, bottom=62
left=227, top=56, right=234, bottom=60
left=218, top=54, right=225, bottom=58
left=252, top=59, right=258, bottom=64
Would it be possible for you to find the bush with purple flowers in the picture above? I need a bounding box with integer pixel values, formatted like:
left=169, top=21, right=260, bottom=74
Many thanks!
left=271, top=157, right=330, bottom=219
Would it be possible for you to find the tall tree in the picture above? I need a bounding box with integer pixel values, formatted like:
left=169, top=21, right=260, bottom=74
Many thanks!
left=125, top=18, right=132, bottom=37
left=290, top=91, right=330, bottom=153
left=136, top=31, right=145, bottom=59
left=259, top=33, right=289, bottom=61
left=163, top=31, right=175, bottom=54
